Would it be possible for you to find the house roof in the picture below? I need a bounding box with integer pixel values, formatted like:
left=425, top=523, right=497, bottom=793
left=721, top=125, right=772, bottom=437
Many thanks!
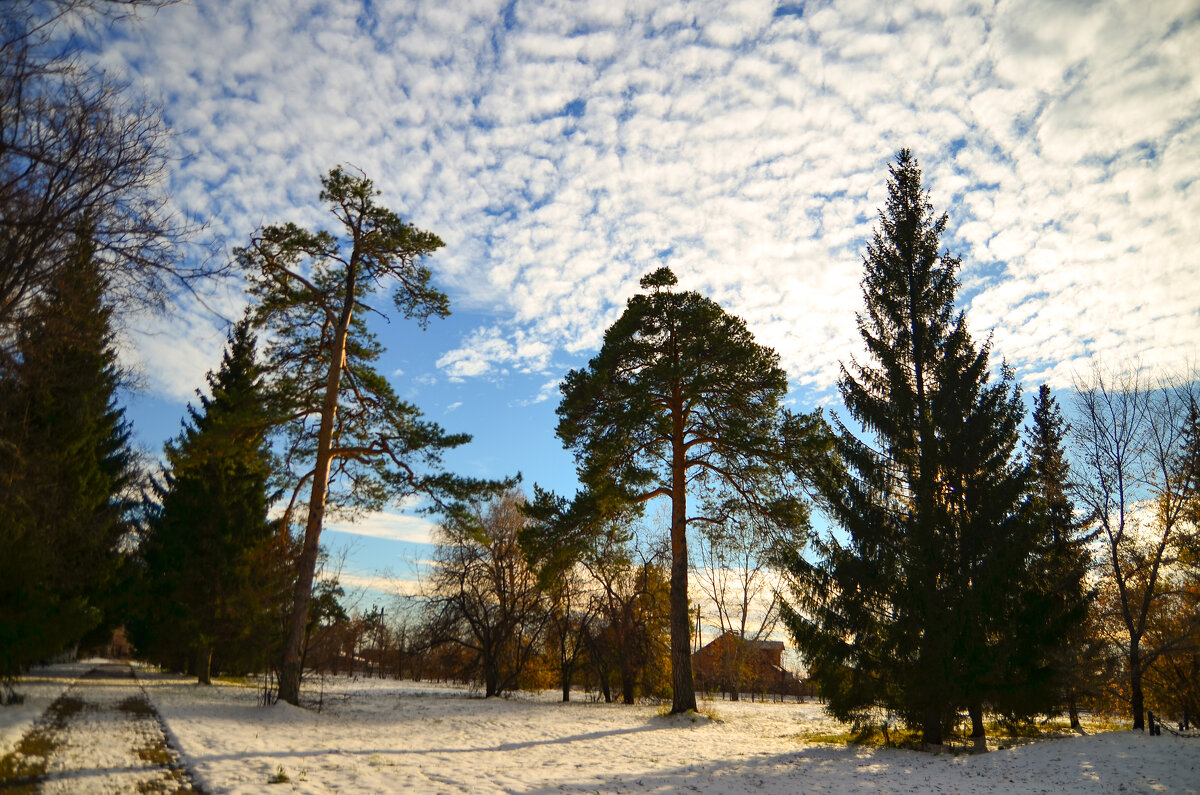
left=698, top=632, right=784, bottom=653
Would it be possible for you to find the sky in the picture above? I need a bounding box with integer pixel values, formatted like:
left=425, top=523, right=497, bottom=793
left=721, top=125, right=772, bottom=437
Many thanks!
left=83, top=0, right=1200, bottom=614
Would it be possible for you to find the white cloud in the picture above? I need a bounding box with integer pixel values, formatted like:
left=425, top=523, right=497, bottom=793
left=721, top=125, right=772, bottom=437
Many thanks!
left=437, top=325, right=554, bottom=380
left=336, top=573, right=423, bottom=598
left=516, top=377, right=562, bottom=407
left=95, top=0, right=1200, bottom=402
left=325, top=509, right=437, bottom=546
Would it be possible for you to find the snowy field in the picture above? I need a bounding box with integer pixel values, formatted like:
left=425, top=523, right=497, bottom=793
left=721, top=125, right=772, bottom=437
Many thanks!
left=136, top=669, right=1197, bottom=794
left=6, top=663, right=1199, bottom=793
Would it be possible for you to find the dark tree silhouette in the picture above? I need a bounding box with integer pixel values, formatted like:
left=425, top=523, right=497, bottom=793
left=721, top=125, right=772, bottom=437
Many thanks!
left=782, top=150, right=1052, bottom=747
left=0, top=236, right=135, bottom=694
left=136, top=318, right=280, bottom=684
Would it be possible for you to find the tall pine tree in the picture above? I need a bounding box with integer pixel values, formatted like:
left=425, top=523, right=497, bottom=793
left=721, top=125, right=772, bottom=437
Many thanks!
left=782, top=150, right=1050, bottom=747
left=0, top=232, right=136, bottom=692
left=553, top=267, right=800, bottom=714
left=136, top=318, right=281, bottom=683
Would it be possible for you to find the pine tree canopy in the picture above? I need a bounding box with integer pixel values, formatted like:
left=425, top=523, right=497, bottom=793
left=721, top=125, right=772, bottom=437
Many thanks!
left=553, top=265, right=808, bottom=714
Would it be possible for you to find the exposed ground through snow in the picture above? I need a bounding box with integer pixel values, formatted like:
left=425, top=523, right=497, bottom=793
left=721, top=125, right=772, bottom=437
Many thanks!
left=0, top=662, right=203, bottom=794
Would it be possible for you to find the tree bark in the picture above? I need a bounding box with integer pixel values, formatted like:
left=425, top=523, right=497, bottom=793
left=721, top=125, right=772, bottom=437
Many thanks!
left=196, top=645, right=213, bottom=686
left=669, top=389, right=697, bottom=714
left=1069, top=701, right=1082, bottom=732
left=483, top=645, right=501, bottom=698
left=1130, top=642, right=1145, bottom=730
left=621, top=669, right=636, bottom=705
left=923, top=706, right=943, bottom=747
left=278, top=293, right=353, bottom=706
left=968, top=702, right=987, bottom=753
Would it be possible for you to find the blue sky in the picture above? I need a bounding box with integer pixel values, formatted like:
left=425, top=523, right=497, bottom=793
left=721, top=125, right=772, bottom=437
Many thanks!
left=90, top=0, right=1199, bottom=607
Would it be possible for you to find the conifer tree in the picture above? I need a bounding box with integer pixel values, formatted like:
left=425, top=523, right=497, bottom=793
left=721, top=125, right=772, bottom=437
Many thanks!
left=0, top=233, right=135, bottom=690
left=781, top=150, right=1047, bottom=747
left=136, top=318, right=280, bottom=683
left=1021, top=384, right=1096, bottom=728
left=553, top=266, right=801, bottom=714
left=239, top=167, right=502, bottom=705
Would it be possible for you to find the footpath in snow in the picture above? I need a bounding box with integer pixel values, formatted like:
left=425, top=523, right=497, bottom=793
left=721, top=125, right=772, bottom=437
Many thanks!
left=0, top=661, right=203, bottom=793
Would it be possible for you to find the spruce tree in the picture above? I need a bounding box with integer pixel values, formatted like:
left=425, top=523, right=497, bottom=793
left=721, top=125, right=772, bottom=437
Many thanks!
left=1020, top=384, right=1095, bottom=729
left=137, top=318, right=279, bottom=683
left=782, top=150, right=1044, bottom=746
left=0, top=233, right=135, bottom=688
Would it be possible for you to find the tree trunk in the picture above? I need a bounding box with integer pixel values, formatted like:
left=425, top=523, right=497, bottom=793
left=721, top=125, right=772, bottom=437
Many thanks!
left=196, top=645, right=213, bottom=686
left=668, top=392, right=697, bottom=714
left=621, top=677, right=635, bottom=705
left=620, top=656, right=636, bottom=705
left=923, top=706, right=943, bottom=747
left=484, top=667, right=499, bottom=698
left=278, top=303, right=353, bottom=706
left=968, top=702, right=987, bottom=753
left=1069, top=701, right=1082, bottom=732
left=1130, top=642, right=1145, bottom=730
left=560, top=635, right=571, bottom=702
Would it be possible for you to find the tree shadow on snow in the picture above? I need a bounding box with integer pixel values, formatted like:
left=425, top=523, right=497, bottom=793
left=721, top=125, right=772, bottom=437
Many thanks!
left=183, top=722, right=663, bottom=765
left=513, top=739, right=1144, bottom=795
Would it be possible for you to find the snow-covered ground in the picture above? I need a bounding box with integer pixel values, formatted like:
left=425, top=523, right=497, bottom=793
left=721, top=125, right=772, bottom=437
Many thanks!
left=0, top=660, right=91, bottom=757
left=121, top=670, right=1199, bottom=794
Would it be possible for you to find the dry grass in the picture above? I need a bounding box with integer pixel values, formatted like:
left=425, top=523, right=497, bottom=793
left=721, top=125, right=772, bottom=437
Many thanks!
left=118, top=695, right=157, bottom=717
left=0, top=693, right=82, bottom=793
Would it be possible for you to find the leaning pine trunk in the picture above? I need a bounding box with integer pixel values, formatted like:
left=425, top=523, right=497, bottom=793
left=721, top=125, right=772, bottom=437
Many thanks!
left=278, top=290, right=354, bottom=706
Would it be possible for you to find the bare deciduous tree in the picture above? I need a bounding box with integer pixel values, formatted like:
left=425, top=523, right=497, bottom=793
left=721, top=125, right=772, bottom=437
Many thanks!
left=1073, top=365, right=1200, bottom=730
left=543, top=562, right=597, bottom=702
left=1, top=0, right=196, bottom=363
left=578, top=523, right=670, bottom=705
left=692, top=506, right=793, bottom=701
left=425, top=490, right=549, bottom=698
